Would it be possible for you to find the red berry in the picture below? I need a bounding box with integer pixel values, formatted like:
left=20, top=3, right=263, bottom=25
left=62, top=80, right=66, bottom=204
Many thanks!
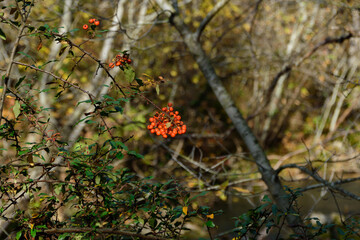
left=83, top=24, right=89, bottom=30
left=109, top=62, right=115, bottom=68
left=168, top=103, right=173, bottom=107
left=94, top=20, right=100, bottom=26
left=89, top=19, right=95, bottom=24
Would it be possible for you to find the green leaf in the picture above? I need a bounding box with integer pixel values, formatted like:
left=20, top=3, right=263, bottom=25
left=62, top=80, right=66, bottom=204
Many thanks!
left=190, top=191, right=207, bottom=201
left=135, top=78, right=144, bottom=86
left=127, top=150, right=144, bottom=159
left=30, top=228, right=36, bottom=238
left=124, top=67, right=135, bottom=82
left=13, top=100, right=21, bottom=118
left=17, top=51, right=36, bottom=63
left=16, top=230, right=22, bottom=240
left=15, top=76, right=26, bottom=89
left=114, top=106, right=123, bottom=113
left=118, top=142, right=128, bottom=151
left=156, top=85, right=160, bottom=95
left=0, top=28, right=6, bottom=40
left=206, top=220, right=216, bottom=228
left=116, top=152, right=123, bottom=160
left=58, top=233, right=70, bottom=240
left=95, top=175, right=100, bottom=185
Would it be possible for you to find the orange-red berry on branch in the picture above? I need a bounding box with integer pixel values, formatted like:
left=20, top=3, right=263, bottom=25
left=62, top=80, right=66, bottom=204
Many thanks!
left=89, top=19, right=95, bottom=24
left=109, top=62, right=115, bottom=68
left=83, top=24, right=89, bottom=30
left=147, top=103, right=186, bottom=138
left=94, top=20, right=100, bottom=26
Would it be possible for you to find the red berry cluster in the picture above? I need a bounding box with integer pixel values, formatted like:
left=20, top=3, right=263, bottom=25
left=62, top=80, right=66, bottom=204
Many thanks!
left=109, top=53, right=132, bottom=69
left=147, top=103, right=186, bottom=138
left=83, top=18, right=100, bottom=30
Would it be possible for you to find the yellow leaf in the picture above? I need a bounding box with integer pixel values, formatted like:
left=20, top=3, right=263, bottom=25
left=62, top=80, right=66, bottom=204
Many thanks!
left=243, top=23, right=251, bottom=32
left=206, top=213, right=214, bottom=219
left=232, top=187, right=251, bottom=194
left=182, top=206, right=188, bottom=215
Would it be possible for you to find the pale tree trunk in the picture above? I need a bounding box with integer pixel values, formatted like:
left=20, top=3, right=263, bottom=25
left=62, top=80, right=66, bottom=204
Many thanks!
left=313, top=54, right=346, bottom=144
left=155, top=0, right=305, bottom=235
left=64, top=0, right=126, bottom=144
left=261, top=1, right=319, bottom=143
left=329, top=10, right=360, bottom=133
left=0, top=0, right=74, bottom=235
left=64, top=0, right=151, bottom=144
left=39, top=0, right=73, bottom=111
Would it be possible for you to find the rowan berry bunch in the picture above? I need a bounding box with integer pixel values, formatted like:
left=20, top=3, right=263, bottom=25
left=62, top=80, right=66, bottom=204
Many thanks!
left=147, top=103, right=186, bottom=138
left=83, top=18, right=100, bottom=30
left=109, top=53, right=132, bottom=69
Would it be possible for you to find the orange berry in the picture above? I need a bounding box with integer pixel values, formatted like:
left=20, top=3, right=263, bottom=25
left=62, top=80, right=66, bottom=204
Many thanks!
left=94, top=20, right=100, bottom=26
left=109, top=62, right=115, bottom=68
left=175, top=111, right=179, bottom=115
left=150, top=129, right=155, bottom=134
left=162, top=134, right=168, bottom=138
left=169, top=107, right=174, bottom=112
left=168, top=103, right=173, bottom=107
left=83, top=24, right=89, bottom=30
left=149, top=117, right=155, bottom=122
left=162, top=107, right=167, bottom=112
left=127, top=59, right=132, bottom=64
left=89, top=19, right=95, bottom=24
left=115, top=61, right=121, bottom=66
left=170, top=133, right=176, bottom=138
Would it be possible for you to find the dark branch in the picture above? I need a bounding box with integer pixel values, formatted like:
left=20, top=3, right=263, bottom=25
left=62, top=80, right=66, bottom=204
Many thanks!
left=42, top=228, right=167, bottom=240
left=276, top=164, right=360, bottom=201
left=195, top=0, right=231, bottom=41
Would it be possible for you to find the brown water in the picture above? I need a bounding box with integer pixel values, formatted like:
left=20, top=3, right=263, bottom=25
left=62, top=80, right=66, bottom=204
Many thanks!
left=212, top=182, right=360, bottom=238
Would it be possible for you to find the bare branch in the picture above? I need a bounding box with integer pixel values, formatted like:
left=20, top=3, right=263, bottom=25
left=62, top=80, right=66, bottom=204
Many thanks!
left=248, top=32, right=354, bottom=120
left=41, top=227, right=167, bottom=240
left=276, top=164, right=360, bottom=201
left=13, top=61, right=95, bottom=98
left=299, top=177, right=360, bottom=192
left=195, top=0, right=231, bottom=41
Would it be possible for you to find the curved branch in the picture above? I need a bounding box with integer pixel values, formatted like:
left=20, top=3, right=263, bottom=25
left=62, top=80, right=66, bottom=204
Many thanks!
left=195, top=0, right=230, bottom=41
left=299, top=177, right=360, bottom=192
left=276, top=164, right=360, bottom=201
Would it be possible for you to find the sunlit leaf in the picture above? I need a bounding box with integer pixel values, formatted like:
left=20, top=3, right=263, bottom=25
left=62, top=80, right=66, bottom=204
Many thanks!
left=182, top=206, right=188, bottom=215
left=0, top=28, right=6, bottom=40
left=13, top=100, right=21, bottom=118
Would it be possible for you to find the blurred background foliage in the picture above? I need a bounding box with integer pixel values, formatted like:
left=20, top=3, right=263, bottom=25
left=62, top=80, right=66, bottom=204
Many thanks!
left=1, top=0, right=360, bottom=238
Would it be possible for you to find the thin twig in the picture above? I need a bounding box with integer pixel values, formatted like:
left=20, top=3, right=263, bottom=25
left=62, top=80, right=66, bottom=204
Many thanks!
left=276, top=164, right=360, bottom=201
left=195, top=0, right=231, bottom=41
left=42, top=227, right=167, bottom=240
